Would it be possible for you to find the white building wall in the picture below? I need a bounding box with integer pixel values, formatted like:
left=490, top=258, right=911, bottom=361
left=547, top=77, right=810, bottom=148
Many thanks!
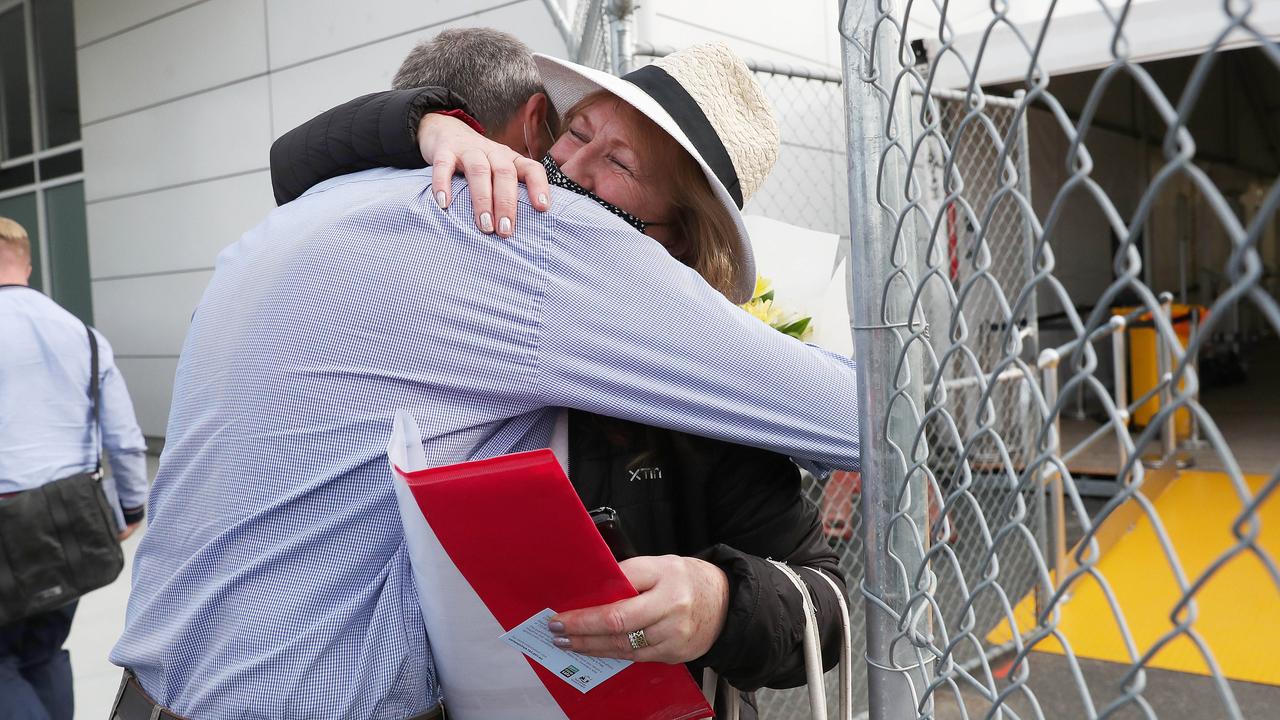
left=74, top=0, right=569, bottom=437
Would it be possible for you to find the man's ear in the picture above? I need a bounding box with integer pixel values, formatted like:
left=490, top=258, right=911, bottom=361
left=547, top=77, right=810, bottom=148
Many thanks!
left=519, top=93, right=555, bottom=158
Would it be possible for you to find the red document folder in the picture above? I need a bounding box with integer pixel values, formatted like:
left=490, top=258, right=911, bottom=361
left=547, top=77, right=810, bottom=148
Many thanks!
left=397, top=447, right=713, bottom=720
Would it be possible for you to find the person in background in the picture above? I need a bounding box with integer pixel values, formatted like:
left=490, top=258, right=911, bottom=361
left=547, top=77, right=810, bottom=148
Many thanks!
left=270, top=28, right=846, bottom=718
left=0, top=216, right=148, bottom=720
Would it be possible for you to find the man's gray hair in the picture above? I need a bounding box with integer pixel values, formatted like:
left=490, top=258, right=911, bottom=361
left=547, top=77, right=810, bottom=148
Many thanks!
left=392, top=28, right=544, bottom=135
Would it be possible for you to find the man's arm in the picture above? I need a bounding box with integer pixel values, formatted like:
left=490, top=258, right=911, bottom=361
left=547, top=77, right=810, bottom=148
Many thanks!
left=93, top=330, right=149, bottom=530
left=538, top=200, right=860, bottom=471
left=269, top=87, right=468, bottom=204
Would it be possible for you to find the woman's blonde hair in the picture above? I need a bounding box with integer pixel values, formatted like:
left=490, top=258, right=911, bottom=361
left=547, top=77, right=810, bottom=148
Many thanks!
left=562, top=92, right=741, bottom=300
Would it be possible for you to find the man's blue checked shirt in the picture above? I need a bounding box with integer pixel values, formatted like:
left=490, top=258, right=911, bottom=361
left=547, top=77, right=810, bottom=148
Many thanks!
left=112, top=168, right=861, bottom=719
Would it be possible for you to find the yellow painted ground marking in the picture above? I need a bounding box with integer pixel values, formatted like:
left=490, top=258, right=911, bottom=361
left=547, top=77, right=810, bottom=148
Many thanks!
left=987, top=470, right=1279, bottom=685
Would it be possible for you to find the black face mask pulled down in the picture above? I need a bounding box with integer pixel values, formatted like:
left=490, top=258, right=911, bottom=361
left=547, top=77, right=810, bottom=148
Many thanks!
left=541, top=154, right=648, bottom=234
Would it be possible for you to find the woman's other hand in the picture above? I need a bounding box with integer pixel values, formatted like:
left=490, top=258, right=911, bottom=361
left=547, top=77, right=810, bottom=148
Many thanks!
left=417, top=113, right=551, bottom=238
left=547, top=555, right=730, bottom=664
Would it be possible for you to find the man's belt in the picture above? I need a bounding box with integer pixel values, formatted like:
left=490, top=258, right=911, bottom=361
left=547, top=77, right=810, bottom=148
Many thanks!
left=110, top=670, right=446, bottom=719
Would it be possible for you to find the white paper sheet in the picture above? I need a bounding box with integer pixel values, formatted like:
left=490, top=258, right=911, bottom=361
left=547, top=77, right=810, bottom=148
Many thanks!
left=389, top=411, right=569, bottom=720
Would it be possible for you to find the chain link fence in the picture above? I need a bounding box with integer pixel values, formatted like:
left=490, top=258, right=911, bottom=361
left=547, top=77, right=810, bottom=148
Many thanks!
left=569, top=0, right=612, bottom=73
left=840, top=0, right=1280, bottom=719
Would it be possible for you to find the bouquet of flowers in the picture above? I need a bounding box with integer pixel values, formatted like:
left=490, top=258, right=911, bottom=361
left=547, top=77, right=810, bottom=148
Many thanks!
left=740, top=275, right=812, bottom=340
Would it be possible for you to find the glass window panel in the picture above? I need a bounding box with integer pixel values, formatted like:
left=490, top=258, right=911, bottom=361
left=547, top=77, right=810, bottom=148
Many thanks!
left=45, top=181, right=91, bottom=323
left=0, top=161, right=35, bottom=191
left=0, top=192, right=42, bottom=292
left=33, top=0, right=79, bottom=148
left=0, top=6, right=33, bottom=159
left=37, top=148, right=79, bottom=179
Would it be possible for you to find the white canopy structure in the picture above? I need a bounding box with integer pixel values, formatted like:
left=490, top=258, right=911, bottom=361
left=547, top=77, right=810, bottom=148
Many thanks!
left=907, top=0, right=1280, bottom=88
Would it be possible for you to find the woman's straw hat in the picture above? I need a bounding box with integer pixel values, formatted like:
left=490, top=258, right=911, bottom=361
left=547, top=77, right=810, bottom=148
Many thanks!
left=533, top=43, right=780, bottom=304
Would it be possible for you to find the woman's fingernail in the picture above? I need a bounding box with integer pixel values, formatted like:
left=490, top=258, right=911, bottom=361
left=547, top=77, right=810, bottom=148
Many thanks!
left=548, top=621, right=565, bottom=634
left=538, top=193, right=549, bottom=207
left=552, top=636, right=572, bottom=648
left=499, top=217, right=512, bottom=235
left=435, top=191, right=447, bottom=209
left=480, top=212, right=494, bottom=232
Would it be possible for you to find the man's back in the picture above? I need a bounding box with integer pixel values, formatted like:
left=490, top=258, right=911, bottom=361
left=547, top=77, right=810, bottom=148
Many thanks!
left=113, top=169, right=573, bottom=718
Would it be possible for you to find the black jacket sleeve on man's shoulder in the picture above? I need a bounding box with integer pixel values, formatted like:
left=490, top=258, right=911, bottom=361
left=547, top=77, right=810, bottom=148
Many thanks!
left=269, top=87, right=470, bottom=205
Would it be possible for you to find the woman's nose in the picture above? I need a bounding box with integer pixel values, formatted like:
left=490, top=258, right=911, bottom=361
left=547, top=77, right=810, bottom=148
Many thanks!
left=559, top=148, right=596, bottom=192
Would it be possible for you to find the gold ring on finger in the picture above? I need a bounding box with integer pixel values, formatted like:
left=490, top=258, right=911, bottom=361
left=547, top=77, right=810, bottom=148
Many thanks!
left=627, top=629, right=649, bottom=650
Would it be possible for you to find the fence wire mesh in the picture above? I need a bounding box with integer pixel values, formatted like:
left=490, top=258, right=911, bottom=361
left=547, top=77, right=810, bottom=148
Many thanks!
left=741, top=71, right=850, bottom=239
left=570, top=0, right=613, bottom=72
left=839, top=1, right=1280, bottom=719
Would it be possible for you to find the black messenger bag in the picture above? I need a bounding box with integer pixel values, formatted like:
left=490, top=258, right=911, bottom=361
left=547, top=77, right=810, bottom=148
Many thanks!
left=0, top=323, right=126, bottom=625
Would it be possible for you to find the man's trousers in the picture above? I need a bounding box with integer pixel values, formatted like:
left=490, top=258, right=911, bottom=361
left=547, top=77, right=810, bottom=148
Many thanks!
left=0, top=602, right=77, bottom=720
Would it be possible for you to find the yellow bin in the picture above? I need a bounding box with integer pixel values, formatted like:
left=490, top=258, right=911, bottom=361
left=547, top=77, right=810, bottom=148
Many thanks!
left=1113, top=304, right=1204, bottom=437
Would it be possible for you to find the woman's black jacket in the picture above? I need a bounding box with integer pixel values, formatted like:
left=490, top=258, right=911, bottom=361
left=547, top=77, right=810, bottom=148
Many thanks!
left=269, top=89, right=848, bottom=714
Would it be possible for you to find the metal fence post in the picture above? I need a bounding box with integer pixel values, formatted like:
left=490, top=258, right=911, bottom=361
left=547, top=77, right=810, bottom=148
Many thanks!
left=840, top=1, right=934, bottom=717
left=605, top=0, right=635, bottom=75
left=1112, top=317, right=1131, bottom=471
left=1157, top=293, right=1177, bottom=461
left=1039, top=350, right=1069, bottom=592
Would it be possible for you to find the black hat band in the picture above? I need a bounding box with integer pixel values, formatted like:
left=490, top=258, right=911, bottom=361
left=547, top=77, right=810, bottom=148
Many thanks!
left=622, top=64, right=744, bottom=208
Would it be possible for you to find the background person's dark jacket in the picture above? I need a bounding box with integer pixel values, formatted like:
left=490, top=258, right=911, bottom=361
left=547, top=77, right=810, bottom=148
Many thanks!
left=270, top=91, right=849, bottom=717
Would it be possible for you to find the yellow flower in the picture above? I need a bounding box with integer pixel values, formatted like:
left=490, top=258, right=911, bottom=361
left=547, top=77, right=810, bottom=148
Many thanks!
left=740, top=273, right=813, bottom=340
left=751, top=275, right=772, bottom=301
left=742, top=298, right=779, bottom=325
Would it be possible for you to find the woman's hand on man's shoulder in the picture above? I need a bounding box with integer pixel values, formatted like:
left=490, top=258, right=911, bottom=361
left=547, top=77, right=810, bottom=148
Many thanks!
left=418, top=113, right=551, bottom=239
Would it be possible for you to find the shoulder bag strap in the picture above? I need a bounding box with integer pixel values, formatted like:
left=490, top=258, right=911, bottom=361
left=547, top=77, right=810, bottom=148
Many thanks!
left=85, top=323, right=102, bottom=479
left=717, top=561, right=851, bottom=720
left=767, top=559, right=828, bottom=720
left=802, top=566, right=854, bottom=720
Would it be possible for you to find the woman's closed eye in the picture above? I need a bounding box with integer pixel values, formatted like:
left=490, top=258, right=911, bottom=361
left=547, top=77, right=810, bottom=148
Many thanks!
left=609, top=154, right=635, bottom=175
